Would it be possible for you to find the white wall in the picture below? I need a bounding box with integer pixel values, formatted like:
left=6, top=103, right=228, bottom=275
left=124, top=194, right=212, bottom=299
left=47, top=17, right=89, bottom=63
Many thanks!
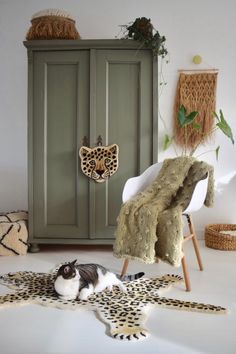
left=0, top=0, right=235, bottom=232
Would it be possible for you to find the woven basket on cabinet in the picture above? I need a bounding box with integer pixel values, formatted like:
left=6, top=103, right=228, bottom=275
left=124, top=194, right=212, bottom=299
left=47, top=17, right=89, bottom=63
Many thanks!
left=205, top=224, right=236, bottom=250
left=26, top=9, right=80, bottom=40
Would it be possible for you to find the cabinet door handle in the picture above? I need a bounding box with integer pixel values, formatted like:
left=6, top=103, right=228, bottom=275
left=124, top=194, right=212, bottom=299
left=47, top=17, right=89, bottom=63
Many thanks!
left=82, top=136, right=89, bottom=146
left=81, top=135, right=103, bottom=147
left=96, top=135, right=103, bottom=146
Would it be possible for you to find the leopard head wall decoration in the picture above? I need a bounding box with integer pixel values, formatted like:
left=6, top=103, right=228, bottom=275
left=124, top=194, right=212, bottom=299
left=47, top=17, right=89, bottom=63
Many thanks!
left=79, top=144, right=119, bottom=183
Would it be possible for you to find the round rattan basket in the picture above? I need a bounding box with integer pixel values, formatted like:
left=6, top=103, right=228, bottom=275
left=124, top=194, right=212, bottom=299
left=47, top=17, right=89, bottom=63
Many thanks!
left=205, top=224, right=236, bottom=250
left=26, top=9, right=80, bottom=40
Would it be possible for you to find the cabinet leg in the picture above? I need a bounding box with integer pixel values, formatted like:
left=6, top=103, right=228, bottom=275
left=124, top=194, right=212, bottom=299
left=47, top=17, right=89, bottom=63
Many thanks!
left=29, top=244, right=40, bottom=253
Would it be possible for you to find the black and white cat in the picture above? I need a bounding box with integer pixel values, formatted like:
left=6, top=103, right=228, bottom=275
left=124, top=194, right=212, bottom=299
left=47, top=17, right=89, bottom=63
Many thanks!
left=54, top=260, right=144, bottom=301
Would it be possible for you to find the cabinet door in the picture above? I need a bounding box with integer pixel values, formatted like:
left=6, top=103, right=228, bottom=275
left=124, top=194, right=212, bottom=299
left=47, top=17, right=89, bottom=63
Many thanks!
left=32, top=51, right=90, bottom=239
left=92, top=49, right=154, bottom=239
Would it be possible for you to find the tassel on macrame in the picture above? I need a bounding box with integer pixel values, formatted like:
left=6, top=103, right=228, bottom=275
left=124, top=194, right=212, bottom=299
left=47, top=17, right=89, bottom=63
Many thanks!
left=174, top=72, right=218, bottom=148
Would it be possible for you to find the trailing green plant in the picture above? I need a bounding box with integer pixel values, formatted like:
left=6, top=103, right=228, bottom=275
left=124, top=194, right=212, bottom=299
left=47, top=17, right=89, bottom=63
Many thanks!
left=119, top=17, right=168, bottom=58
left=163, top=106, right=234, bottom=160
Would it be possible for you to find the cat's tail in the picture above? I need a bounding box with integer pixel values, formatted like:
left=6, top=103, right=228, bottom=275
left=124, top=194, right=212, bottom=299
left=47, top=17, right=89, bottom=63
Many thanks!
left=117, top=272, right=145, bottom=281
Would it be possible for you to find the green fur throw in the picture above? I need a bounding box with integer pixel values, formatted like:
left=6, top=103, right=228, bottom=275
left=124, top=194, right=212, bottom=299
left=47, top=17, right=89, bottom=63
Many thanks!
left=113, top=157, right=214, bottom=267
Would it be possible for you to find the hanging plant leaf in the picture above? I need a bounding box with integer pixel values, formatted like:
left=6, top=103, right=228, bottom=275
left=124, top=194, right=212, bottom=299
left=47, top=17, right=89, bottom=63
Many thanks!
left=215, top=145, right=220, bottom=160
left=163, top=134, right=173, bottom=150
left=185, top=111, right=199, bottom=125
left=178, top=105, right=199, bottom=127
left=121, top=17, right=168, bottom=58
left=213, top=111, right=220, bottom=122
left=192, top=122, right=202, bottom=131
left=178, top=105, right=187, bottom=126
left=214, top=110, right=234, bottom=145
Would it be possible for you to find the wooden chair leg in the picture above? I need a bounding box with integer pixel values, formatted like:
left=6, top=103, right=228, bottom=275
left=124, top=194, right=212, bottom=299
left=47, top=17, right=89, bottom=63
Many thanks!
left=121, top=259, right=129, bottom=277
left=181, top=254, right=191, bottom=292
left=192, top=234, right=204, bottom=271
left=188, top=214, right=204, bottom=271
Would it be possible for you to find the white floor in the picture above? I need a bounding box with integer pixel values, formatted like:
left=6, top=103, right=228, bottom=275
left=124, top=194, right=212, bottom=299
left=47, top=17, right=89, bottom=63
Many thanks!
left=0, top=241, right=235, bottom=354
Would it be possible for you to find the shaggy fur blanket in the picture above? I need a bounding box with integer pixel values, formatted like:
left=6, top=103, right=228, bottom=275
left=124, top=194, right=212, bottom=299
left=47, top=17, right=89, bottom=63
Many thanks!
left=114, top=157, right=214, bottom=266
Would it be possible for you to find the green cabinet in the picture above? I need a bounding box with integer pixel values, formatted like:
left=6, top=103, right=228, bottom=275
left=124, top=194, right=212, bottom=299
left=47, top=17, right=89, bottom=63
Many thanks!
left=24, top=40, right=158, bottom=249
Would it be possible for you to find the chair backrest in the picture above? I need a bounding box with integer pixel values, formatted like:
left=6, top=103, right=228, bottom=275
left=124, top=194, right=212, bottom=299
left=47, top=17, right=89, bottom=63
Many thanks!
left=122, top=161, right=209, bottom=214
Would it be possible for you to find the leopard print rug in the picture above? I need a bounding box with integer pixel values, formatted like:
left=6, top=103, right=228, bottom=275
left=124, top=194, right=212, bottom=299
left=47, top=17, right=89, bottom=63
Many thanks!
left=0, top=269, right=227, bottom=341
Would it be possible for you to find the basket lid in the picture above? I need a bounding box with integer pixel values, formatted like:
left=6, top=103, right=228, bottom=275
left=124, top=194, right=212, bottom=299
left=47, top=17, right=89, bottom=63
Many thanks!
left=31, top=9, right=76, bottom=21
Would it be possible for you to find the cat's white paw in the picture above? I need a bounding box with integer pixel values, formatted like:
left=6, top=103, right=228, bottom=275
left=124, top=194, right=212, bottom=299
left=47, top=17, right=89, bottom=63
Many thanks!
left=79, top=284, right=94, bottom=300
left=59, top=295, right=77, bottom=301
left=79, top=293, right=89, bottom=301
left=119, top=284, right=127, bottom=292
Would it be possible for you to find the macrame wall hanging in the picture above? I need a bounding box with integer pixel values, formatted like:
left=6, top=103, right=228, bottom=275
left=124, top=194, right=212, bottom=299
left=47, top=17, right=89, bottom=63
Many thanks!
left=79, top=136, right=119, bottom=183
left=174, top=71, right=218, bottom=148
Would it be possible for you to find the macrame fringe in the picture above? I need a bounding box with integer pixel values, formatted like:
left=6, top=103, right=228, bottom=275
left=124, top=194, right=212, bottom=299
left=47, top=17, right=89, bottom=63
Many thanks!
left=26, top=16, right=80, bottom=40
left=174, top=73, right=218, bottom=148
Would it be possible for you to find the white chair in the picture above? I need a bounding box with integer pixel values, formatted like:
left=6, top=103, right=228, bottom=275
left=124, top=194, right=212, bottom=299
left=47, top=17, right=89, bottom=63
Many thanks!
left=120, top=162, right=208, bottom=291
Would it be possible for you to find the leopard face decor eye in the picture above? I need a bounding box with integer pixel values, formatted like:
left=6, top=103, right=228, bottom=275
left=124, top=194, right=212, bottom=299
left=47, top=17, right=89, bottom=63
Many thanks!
left=104, top=157, right=111, bottom=164
left=89, top=160, right=96, bottom=166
